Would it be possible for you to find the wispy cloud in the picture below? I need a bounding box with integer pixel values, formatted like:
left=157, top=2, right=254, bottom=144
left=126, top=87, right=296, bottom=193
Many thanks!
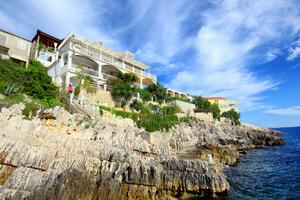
left=0, top=0, right=121, bottom=48
left=266, top=106, right=300, bottom=116
left=287, top=37, right=300, bottom=61
left=168, top=0, right=300, bottom=111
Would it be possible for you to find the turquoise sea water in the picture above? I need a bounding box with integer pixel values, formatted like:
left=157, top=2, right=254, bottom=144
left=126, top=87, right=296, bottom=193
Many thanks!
left=224, top=127, right=300, bottom=200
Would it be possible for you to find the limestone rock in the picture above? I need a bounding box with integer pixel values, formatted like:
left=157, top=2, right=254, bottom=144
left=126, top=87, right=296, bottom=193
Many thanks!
left=0, top=104, right=284, bottom=199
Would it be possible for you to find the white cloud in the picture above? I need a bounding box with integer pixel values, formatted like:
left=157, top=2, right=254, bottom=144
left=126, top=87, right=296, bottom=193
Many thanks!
left=265, top=49, right=281, bottom=62
left=0, top=0, right=121, bottom=48
left=134, top=1, right=195, bottom=67
left=168, top=0, right=300, bottom=112
left=266, top=106, right=300, bottom=116
left=287, top=38, right=300, bottom=60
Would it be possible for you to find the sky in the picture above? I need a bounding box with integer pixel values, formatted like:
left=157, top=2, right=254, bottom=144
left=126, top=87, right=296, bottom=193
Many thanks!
left=0, top=0, right=300, bottom=127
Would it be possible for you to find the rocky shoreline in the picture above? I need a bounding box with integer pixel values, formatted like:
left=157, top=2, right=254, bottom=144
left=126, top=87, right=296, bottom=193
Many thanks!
left=0, top=104, right=284, bottom=199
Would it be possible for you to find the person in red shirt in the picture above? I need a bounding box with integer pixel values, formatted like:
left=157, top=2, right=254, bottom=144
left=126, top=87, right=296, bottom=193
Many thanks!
left=67, top=84, right=73, bottom=94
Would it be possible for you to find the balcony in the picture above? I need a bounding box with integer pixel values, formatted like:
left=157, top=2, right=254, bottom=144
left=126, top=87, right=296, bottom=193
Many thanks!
left=70, top=64, right=99, bottom=78
left=73, top=42, right=157, bottom=81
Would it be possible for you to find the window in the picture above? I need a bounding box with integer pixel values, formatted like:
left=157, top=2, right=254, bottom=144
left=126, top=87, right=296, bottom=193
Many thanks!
left=0, top=34, right=6, bottom=45
left=63, top=54, right=68, bottom=65
left=17, top=40, right=27, bottom=50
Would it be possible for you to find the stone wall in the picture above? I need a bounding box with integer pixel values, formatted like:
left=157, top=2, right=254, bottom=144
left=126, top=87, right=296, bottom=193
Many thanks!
left=195, top=112, right=214, bottom=122
left=174, top=100, right=196, bottom=115
left=80, top=88, right=115, bottom=107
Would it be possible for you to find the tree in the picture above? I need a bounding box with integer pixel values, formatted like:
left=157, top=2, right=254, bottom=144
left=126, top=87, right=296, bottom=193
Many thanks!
left=129, top=99, right=143, bottom=112
left=192, top=96, right=211, bottom=109
left=221, top=109, right=241, bottom=125
left=145, top=83, right=168, bottom=103
left=137, top=88, right=152, bottom=102
left=108, top=72, right=137, bottom=108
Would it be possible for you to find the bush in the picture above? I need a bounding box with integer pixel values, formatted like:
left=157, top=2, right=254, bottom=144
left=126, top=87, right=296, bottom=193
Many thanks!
left=74, top=85, right=81, bottom=97
left=23, top=60, right=58, bottom=101
left=22, top=102, right=40, bottom=119
left=172, top=96, right=191, bottom=103
left=137, top=88, right=152, bottom=102
left=145, top=83, right=168, bottom=103
left=193, top=96, right=211, bottom=109
left=129, top=99, right=143, bottom=112
left=108, top=72, right=137, bottom=107
left=112, top=109, right=133, bottom=119
left=99, top=105, right=133, bottom=119
left=136, top=114, right=178, bottom=132
left=2, top=95, right=24, bottom=107
left=99, top=105, right=111, bottom=112
left=161, top=104, right=182, bottom=115
left=221, top=109, right=241, bottom=125
left=0, top=59, right=25, bottom=87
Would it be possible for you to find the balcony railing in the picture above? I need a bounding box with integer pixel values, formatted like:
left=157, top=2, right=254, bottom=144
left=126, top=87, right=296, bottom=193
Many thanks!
left=73, top=42, right=157, bottom=81
left=71, top=64, right=99, bottom=78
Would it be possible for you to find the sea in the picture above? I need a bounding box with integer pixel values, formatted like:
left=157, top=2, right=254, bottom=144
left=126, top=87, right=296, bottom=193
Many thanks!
left=224, top=126, right=300, bottom=200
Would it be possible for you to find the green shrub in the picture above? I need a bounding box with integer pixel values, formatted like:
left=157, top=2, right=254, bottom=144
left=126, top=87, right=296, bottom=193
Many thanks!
left=221, top=109, right=241, bottom=125
left=137, top=88, right=152, bottom=102
left=108, top=72, right=137, bottom=107
left=161, top=104, right=182, bottom=115
left=99, top=105, right=133, bottom=119
left=129, top=99, right=143, bottom=111
left=145, top=83, right=169, bottom=103
left=22, top=102, right=40, bottom=119
left=112, top=109, right=133, bottom=119
left=172, top=96, right=191, bottom=103
left=136, top=114, right=178, bottom=132
left=192, top=96, right=212, bottom=109
left=23, top=60, right=58, bottom=102
left=2, top=95, right=24, bottom=107
left=0, top=59, right=25, bottom=87
left=74, top=85, right=81, bottom=97
left=99, top=105, right=111, bottom=112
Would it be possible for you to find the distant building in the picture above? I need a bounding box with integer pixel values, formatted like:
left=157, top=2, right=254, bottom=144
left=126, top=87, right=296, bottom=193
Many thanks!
left=167, top=88, right=193, bottom=101
left=204, top=97, right=238, bottom=113
left=30, top=29, right=63, bottom=67
left=0, top=29, right=31, bottom=65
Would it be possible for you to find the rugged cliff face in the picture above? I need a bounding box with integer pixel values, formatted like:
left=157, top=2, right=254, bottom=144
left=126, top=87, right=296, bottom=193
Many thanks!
left=0, top=104, right=284, bottom=200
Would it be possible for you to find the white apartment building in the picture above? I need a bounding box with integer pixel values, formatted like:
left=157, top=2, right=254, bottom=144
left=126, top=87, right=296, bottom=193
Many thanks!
left=48, top=33, right=157, bottom=91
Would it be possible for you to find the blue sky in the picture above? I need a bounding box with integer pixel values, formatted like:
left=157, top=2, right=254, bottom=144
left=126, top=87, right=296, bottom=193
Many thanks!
left=1, top=0, right=300, bottom=127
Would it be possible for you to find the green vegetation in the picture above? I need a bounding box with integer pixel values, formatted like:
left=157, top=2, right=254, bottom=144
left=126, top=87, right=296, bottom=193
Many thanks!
left=108, top=72, right=137, bottom=108
left=192, top=96, right=212, bottom=109
left=172, top=96, right=191, bottom=103
left=76, top=74, right=96, bottom=95
left=144, top=83, right=170, bottom=103
left=136, top=114, right=178, bottom=132
left=129, top=99, right=143, bottom=112
left=136, top=88, right=152, bottom=102
left=0, top=59, right=59, bottom=109
left=23, top=60, right=58, bottom=107
left=22, top=102, right=40, bottom=119
left=99, top=105, right=133, bottom=119
left=221, top=109, right=241, bottom=125
left=193, top=96, right=221, bottom=120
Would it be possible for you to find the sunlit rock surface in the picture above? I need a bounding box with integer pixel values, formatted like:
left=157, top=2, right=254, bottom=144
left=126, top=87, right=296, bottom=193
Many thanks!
left=0, top=104, right=284, bottom=199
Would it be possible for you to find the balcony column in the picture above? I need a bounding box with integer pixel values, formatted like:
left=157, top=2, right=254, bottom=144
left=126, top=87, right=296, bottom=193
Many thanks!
left=98, top=64, right=102, bottom=79
left=139, top=78, right=144, bottom=89
left=67, top=51, right=72, bottom=70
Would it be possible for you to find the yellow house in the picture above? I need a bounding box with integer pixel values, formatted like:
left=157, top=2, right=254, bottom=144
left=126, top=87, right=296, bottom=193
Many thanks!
left=205, top=97, right=238, bottom=113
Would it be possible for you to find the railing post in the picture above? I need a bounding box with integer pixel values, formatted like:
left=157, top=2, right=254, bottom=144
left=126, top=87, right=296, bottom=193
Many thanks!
left=70, top=93, right=74, bottom=105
